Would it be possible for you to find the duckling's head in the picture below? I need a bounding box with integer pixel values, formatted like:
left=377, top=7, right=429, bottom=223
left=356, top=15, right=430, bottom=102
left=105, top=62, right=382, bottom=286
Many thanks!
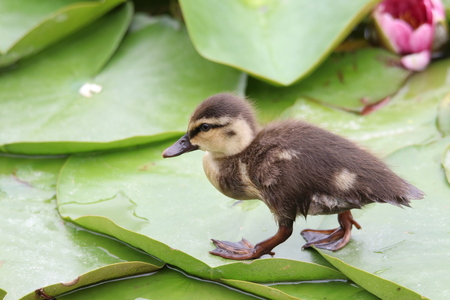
left=163, top=93, right=259, bottom=158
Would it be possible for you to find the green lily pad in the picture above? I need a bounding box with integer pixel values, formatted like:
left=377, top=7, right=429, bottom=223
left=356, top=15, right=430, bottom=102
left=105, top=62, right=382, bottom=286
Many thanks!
left=316, top=252, right=424, bottom=300
left=0, top=153, right=295, bottom=300
left=249, top=58, right=450, bottom=155
left=179, top=0, right=381, bottom=85
left=58, top=143, right=384, bottom=299
left=0, top=155, right=161, bottom=299
left=221, top=279, right=295, bottom=300
left=0, top=3, right=132, bottom=154
left=0, top=0, right=126, bottom=67
left=283, top=95, right=440, bottom=156
left=57, top=141, right=346, bottom=282
left=313, top=137, right=450, bottom=300
left=20, top=262, right=162, bottom=300
left=0, top=13, right=245, bottom=155
left=222, top=278, right=379, bottom=300
left=54, top=266, right=259, bottom=300
left=55, top=58, right=450, bottom=293
left=248, top=48, right=411, bottom=113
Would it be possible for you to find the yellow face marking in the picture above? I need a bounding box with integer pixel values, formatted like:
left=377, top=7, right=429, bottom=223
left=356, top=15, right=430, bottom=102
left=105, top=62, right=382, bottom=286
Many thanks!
left=188, top=116, right=256, bottom=157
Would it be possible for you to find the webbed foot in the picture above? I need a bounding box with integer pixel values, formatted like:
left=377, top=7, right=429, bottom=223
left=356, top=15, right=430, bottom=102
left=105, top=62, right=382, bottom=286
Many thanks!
left=301, top=211, right=361, bottom=251
left=209, top=224, right=293, bottom=260
left=210, top=238, right=275, bottom=260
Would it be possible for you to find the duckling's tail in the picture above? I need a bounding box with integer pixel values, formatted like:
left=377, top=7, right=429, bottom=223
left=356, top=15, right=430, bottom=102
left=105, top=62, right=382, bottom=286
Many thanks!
left=396, top=182, right=425, bottom=207
left=406, top=181, right=425, bottom=200
left=386, top=181, right=424, bottom=208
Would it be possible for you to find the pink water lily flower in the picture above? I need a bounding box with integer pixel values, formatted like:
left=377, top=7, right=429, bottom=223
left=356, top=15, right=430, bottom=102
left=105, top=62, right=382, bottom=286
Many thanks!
left=373, top=0, right=448, bottom=71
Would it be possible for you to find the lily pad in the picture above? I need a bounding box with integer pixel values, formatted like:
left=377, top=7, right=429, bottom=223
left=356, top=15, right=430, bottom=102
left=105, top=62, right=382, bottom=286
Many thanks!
left=247, top=48, right=411, bottom=113
left=222, top=278, right=379, bottom=300
left=249, top=58, right=450, bottom=155
left=0, top=3, right=132, bottom=154
left=0, top=0, right=126, bottom=67
left=316, top=252, right=425, bottom=300
left=0, top=155, right=161, bottom=299
left=283, top=95, right=440, bottom=156
left=55, top=266, right=259, bottom=300
left=57, top=140, right=346, bottom=282
left=314, top=137, right=450, bottom=300
left=0, top=13, right=245, bottom=155
left=20, top=262, right=162, bottom=300
left=0, top=153, right=288, bottom=300
left=56, top=143, right=382, bottom=299
left=179, top=0, right=381, bottom=85
left=56, top=59, right=450, bottom=295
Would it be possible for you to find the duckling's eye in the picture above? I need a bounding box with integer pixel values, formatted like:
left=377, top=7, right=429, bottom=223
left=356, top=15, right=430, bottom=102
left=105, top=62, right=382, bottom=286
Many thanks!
left=200, top=123, right=211, bottom=132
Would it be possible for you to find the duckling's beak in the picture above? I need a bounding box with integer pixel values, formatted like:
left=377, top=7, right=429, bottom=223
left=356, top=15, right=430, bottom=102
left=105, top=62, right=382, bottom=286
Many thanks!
left=162, top=133, right=199, bottom=158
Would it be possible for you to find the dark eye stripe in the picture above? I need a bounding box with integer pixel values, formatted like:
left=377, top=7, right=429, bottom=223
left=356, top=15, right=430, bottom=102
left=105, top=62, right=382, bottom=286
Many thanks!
left=189, top=123, right=229, bottom=138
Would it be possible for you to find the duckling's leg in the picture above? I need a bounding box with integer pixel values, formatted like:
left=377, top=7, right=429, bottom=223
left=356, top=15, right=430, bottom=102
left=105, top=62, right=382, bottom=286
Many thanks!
left=210, top=223, right=293, bottom=260
left=301, top=211, right=361, bottom=251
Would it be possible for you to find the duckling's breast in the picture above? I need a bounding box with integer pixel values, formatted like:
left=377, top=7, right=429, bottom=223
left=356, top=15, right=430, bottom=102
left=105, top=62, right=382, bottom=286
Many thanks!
left=203, top=152, right=262, bottom=200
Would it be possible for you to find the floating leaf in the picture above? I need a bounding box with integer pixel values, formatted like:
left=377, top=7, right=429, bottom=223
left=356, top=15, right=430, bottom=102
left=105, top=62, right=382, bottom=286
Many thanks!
left=55, top=59, right=450, bottom=296
left=249, top=58, right=450, bottom=155
left=221, top=279, right=295, bottom=300
left=316, top=252, right=424, bottom=300
left=223, top=278, right=378, bottom=300
left=0, top=0, right=126, bottom=67
left=314, top=137, right=450, bottom=300
left=0, top=13, right=245, bottom=155
left=20, top=262, right=162, bottom=300
left=57, top=141, right=345, bottom=282
left=283, top=95, right=440, bottom=156
left=55, top=58, right=450, bottom=299
left=54, top=266, right=259, bottom=300
left=179, top=0, right=381, bottom=85
left=248, top=48, right=410, bottom=113
left=0, top=155, right=161, bottom=299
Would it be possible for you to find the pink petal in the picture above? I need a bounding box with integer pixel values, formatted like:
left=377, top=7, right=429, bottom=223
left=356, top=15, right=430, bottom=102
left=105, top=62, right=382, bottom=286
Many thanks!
left=409, top=23, right=434, bottom=52
left=430, top=0, right=446, bottom=21
left=376, top=13, right=414, bottom=53
left=401, top=50, right=431, bottom=71
left=420, top=0, right=434, bottom=24
left=386, top=18, right=415, bottom=53
left=373, top=11, right=397, bottom=52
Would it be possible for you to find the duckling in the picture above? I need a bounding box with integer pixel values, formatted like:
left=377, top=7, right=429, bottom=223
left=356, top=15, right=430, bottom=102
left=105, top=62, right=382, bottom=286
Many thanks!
left=162, top=93, right=424, bottom=260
